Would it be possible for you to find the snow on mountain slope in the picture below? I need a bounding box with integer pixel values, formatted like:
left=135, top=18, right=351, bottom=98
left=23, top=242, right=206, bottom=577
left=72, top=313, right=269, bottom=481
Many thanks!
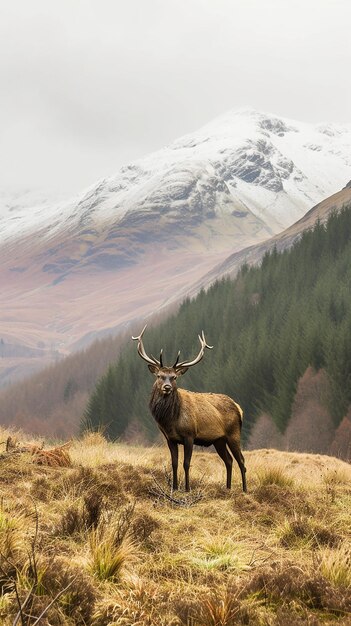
left=1, top=108, right=350, bottom=251
left=0, top=187, right=69, bottom=243
left=166, top=109, right=351, bottom=229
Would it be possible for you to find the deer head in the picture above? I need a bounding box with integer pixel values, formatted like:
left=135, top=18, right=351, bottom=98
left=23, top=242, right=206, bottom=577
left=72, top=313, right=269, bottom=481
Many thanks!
left=132, top=325, right=213, bottom=396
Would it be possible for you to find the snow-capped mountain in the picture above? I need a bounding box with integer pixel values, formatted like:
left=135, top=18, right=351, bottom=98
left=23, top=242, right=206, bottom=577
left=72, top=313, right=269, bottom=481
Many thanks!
left=1, top=108, right=350, bottom=254
left=0, top=109, right=350, bottom=384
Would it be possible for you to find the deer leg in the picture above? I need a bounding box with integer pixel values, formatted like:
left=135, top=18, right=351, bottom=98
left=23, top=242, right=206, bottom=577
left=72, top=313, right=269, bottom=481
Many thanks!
left=183, top=437, right=194, bottom=492
left=213, top=438, right=233, bottom=489
left=167, top=439, right=179, bottom=490
left=227, top=439, right=247, bottom=493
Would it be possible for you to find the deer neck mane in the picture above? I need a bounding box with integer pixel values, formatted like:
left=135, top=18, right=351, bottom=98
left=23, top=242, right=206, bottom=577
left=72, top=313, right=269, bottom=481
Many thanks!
left=149, top=385, right=181, bottom=427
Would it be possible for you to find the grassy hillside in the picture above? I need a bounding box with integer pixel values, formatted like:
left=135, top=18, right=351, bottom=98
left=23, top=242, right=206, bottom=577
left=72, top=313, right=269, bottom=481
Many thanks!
left=0, top=427, right=350, bottom=625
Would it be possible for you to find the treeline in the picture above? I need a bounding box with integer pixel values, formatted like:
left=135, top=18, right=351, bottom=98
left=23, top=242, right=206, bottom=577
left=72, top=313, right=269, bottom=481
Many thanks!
left=84, top=204, right=351, bottom=448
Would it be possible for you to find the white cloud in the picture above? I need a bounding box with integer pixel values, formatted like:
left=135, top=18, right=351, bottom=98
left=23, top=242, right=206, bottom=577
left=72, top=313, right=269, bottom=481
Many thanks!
left=0, top=0, right=350, bottom=198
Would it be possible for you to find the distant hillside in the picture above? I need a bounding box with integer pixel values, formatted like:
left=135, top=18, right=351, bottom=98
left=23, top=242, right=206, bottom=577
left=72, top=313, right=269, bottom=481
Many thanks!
left=85, top=204, right=351, bottom=458
left=0, top=331, right=131, bottom=438
left=0, top=338, right=61, bottom=388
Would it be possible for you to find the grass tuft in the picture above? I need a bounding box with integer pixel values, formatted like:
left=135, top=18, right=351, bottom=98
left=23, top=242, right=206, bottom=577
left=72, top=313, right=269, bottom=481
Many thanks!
left=0, top=503, right=31, bottom=592
left=256, top=464, right=295, bottom=488
left=277, top=514, right=340, bottom=549
left=89, top=507, right=138, bottom=582
left=316, top=546, right=351, bottom=588
left=89, top=530, right=136, bottom=582
left=322, top=468, right=349, bottom=503
left=191, top=535, right=250, bottom=573
left=197, top=589, right=241, bottom=626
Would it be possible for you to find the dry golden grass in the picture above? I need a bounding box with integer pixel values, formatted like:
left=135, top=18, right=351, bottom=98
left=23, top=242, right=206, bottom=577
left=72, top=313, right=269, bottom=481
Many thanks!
left=0, top=428, right=350, bottom=625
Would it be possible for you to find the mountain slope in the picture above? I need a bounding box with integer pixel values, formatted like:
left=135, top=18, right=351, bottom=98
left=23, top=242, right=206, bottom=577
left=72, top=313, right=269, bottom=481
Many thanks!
left=0, top=109, right=350, bottom=384
left=182, top=181, right=351, bottom=298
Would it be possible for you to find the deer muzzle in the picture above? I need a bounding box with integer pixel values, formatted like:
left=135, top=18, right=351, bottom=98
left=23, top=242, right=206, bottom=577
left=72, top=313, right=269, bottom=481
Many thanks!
left=162, top=383, right=172, bottom=395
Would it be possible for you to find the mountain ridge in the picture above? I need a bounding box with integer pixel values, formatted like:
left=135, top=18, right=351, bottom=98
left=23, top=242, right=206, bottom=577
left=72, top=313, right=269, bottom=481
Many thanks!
left=2, top=109, right=351, bottom=253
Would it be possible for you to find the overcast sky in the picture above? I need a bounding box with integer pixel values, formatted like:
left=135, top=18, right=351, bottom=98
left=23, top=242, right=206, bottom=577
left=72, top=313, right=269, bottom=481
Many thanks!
left=1, top=0, right=350, bottom=200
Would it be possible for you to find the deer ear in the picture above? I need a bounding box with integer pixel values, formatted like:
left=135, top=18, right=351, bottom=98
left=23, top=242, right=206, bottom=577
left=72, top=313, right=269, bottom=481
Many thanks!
left=148, top=364, right=159, bottom=375
left=176, top=366, right=188, bottom=377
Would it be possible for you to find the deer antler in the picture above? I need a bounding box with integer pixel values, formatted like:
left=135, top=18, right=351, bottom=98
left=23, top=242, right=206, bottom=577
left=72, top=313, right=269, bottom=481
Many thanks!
left=175, top=331, right=213, bottom=370
left=172, top=351, right=181, bottom=368
left=133, top=327, right=213, bottom=370
left=132, top=325, right=162, bottom=367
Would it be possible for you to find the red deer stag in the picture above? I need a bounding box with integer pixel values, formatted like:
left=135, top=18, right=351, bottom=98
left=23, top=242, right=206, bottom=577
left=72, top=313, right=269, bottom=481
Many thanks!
left=132, top=325, right=247, bottom=492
